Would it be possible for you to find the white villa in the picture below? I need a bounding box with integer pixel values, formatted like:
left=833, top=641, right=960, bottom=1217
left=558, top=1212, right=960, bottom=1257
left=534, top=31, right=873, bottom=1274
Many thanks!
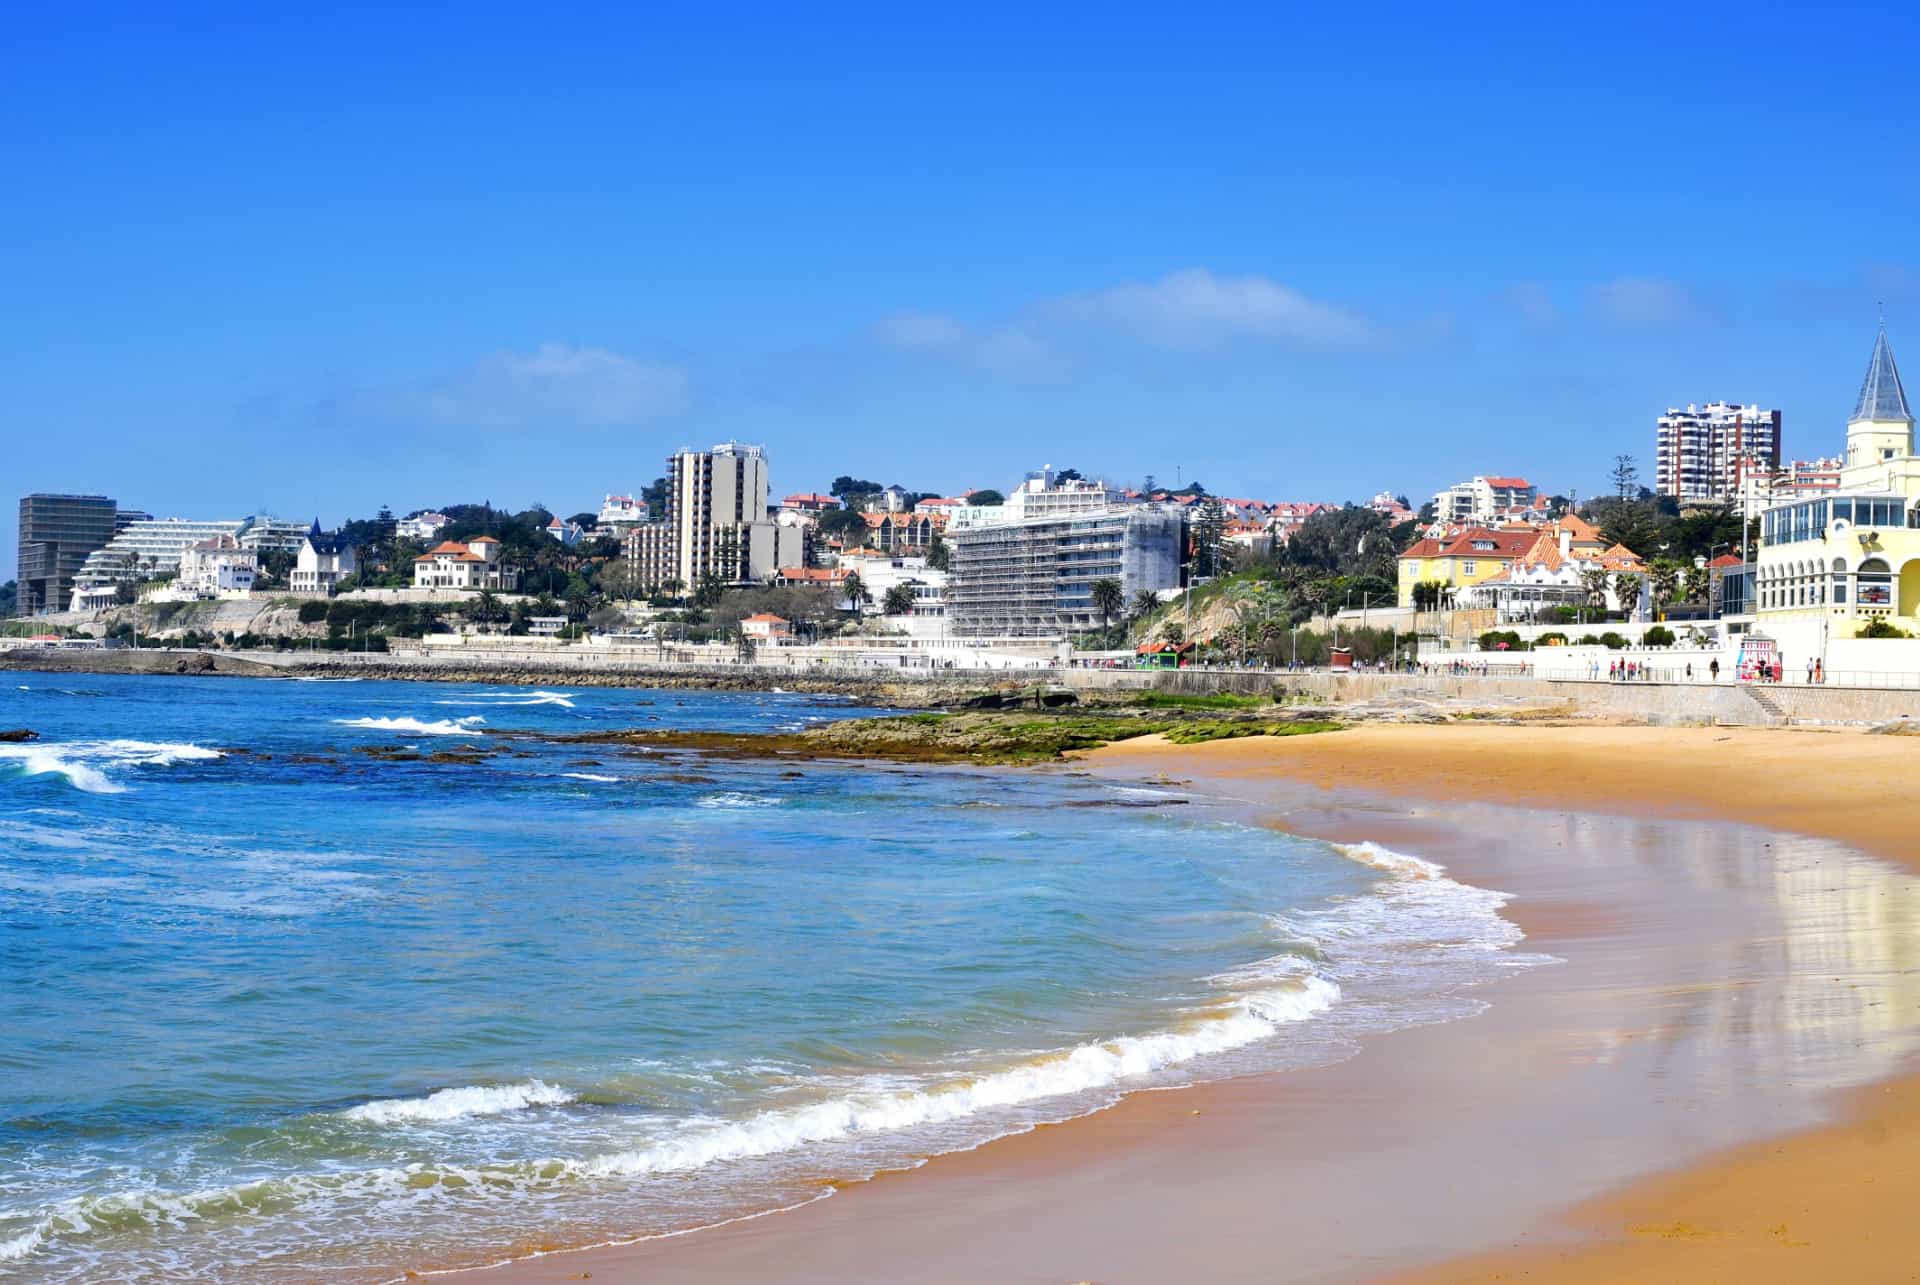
left=290, top=522, right=357, bottom=594
left=175, top=534, right=258, bottom=599
left=597, top=494, right=649, bottom=532
left=1454, top=519, right=1648, bottom=622
left=413, top=537, right=518, bottom=591
left=396, top=511, right=449, bottom=542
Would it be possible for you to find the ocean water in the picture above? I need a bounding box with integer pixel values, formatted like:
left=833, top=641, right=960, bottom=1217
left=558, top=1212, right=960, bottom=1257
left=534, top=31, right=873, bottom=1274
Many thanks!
left=0, top=674, right=1545, bottom=1281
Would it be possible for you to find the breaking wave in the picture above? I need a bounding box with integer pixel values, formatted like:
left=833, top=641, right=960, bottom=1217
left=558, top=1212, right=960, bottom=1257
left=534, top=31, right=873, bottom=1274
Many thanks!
left=578, top=975, right=1338, bottom=1178
left=435, top=690, right=576, bottom=709
left=0, top=740, right=224, bottom=794
left=334, top=715, right=486, bottom=736
left=340, top=1080, right=576, bottom=1125
left=561, top=772, right=619, bottom=784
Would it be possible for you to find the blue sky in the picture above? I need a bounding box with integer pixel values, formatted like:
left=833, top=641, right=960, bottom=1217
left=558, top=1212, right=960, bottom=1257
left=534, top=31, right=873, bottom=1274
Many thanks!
left=7, top=2, right=1918, bottom=574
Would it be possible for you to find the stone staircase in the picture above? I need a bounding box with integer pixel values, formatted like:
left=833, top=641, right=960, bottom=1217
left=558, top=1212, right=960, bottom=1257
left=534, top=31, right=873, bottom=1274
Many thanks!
left=1741, top=684, right=1788, bottom=725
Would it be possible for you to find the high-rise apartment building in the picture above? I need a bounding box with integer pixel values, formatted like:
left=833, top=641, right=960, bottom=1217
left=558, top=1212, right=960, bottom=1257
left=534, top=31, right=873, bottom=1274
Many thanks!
left=625, top=442, right=802, bottom=589
left=17, top=494, right=120, bottom=614
left=1655, top=401, right=1782, bottom=502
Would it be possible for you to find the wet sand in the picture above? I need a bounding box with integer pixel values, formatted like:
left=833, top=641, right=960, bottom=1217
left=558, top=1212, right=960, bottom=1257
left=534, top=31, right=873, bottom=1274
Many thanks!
left=444, top=724, right=1920, bottom=1283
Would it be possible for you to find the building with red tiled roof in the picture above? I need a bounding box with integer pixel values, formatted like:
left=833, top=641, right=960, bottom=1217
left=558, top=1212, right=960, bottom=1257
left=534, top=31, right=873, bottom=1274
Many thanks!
left=740, top=612, right=793, bottom=641
left=1395, top=526, right=1541, bottom=607
left=413, top=537, right=518, bottom=591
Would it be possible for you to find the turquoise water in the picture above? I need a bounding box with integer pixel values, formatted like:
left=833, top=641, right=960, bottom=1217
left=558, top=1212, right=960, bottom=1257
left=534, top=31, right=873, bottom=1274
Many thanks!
left=0, top=675, right=1538, bottom=1280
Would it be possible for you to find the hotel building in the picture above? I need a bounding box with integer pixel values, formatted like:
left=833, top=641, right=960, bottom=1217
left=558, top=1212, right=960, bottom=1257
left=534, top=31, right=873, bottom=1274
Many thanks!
left=948, top=506, right=1184, bottom=637
left=1748, top=328, right=1920, bottom=643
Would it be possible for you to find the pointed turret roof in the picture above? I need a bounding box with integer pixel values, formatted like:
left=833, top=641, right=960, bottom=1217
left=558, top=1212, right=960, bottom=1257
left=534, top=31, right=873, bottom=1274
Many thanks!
left=1853, top=327, right=1912, bottom=423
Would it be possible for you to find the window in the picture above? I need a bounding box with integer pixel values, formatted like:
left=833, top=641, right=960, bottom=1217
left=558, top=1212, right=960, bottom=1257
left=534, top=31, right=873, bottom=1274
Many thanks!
left=1859, top=558, right=1893, bottom=606
left=1462, top=561, right=1476, bottom=575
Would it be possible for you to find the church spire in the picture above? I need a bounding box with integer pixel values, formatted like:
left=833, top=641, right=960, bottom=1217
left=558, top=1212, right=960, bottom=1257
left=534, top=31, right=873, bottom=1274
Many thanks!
left=1852, top=326, right=1912, bottom=424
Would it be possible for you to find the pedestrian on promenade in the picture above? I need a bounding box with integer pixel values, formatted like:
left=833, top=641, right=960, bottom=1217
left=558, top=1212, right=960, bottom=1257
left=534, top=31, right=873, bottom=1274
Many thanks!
left=1710, top=657, right=1720, bottom=681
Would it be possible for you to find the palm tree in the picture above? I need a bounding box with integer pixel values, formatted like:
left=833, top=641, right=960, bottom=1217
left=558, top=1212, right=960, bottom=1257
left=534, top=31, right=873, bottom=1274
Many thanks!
left=472, top=589, right=501, bottom=633
left=1649, top=563, right=1680, bottom=616
left=843, top=572, right=871, bottom=619
left=882, top=584, right=916, bottom=616
left=1612, top=572, right=1643, bottom=615
left=1580, top=569, right=1613, bottom=618
left=1131, top=588, right=1161, bottom=624
left=1090, top=577, right=1124, bottom=634
left=1683, top=564, right=1710, bottom=604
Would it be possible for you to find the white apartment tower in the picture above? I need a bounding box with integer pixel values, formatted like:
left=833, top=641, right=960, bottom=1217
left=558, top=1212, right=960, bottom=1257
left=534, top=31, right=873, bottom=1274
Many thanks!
left=1655, top=401, right=1782, bottom=502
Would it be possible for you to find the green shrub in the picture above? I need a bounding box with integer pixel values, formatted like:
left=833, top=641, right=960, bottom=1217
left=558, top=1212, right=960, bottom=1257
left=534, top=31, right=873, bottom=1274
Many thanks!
left=1642, top=626, right=1676, bottom=647
left=1537, top=632, right=1568, bottom=646
left=298, top=601, right=329, bottom=624
left=1858, top=618, right=1914, bottom=639
left=1599, top=632, right=1628, bottom=650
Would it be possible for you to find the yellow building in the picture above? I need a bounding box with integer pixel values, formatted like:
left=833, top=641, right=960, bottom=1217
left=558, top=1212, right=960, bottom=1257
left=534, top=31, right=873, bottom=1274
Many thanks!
left=1754, top=327, right=1920, bottom=637
left=1397, top=526, right=1541, bottom=606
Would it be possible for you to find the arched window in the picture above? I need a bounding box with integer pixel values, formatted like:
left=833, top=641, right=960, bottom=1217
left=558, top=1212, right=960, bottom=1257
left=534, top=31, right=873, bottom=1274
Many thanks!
left=1859, top=558, right=1893, bottom=607
left=1832, top=556, right=1850, bottom=606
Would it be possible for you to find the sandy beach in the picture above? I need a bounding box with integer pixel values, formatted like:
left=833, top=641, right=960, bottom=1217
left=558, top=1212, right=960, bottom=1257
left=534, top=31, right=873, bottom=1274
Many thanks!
left=444, top=723, right=1920, bottom=1284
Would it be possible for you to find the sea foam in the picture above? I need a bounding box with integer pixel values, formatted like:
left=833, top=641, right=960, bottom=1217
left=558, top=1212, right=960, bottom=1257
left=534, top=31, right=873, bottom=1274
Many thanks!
left=0, top=740, right=224, bottom=794
left=578, top=975, right=1338, bottom=1179
left=333, top=715, right=486, bottom=736
left=340, top=1079, right=576, bottom=1125
left=435, top=690, right=576, bottom=709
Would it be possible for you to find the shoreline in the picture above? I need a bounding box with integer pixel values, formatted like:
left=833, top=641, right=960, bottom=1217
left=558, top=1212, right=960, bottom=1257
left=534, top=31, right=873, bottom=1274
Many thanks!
left=435, top=722, right=1920, bottom=1283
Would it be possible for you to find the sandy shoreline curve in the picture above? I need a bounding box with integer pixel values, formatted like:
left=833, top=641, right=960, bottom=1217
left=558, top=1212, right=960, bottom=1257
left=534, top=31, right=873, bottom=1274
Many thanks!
left=435, top=722, right=1920, bottom=1284
left=1108, top=723, right=1920, bottom=1283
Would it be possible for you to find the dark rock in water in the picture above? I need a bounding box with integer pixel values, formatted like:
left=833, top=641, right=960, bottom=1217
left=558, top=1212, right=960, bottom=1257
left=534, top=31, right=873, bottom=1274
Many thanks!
left=957, top=693, right=1006, bottom=710
left=1061, top=798, right=1188, bottom=808
left=1039, top=690, right=1079, bottom=708
left=0, top=729, right=38, bottom=743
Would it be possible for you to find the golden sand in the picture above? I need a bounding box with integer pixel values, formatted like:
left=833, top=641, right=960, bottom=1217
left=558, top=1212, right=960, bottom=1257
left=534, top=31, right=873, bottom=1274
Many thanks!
left=1098, top=724, right=1920, bottom=1283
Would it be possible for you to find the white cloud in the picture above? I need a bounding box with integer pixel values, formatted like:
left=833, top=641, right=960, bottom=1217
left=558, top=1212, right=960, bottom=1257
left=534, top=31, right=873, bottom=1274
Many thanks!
left=870, top=312, right=1052, bottom=374
left=376, top=343, right=690, bottom=428
left=1042, top=268, right=1375, bottom=347
left=1587, top=278, right=1716, bottom=328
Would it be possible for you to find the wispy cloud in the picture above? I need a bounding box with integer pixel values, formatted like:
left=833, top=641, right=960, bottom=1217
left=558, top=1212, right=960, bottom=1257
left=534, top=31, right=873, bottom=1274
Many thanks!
left=366, top=343, right=691, bottom=428
left=870, top=312, right=1052, bottom=374
left=872, top=268, right=1381, bottom=373
left=1586, top=277, right=1718, bottom=328
left=1498, top=281, right=1558, bottom=328
left=1041, top=268, right=1376, bottom=347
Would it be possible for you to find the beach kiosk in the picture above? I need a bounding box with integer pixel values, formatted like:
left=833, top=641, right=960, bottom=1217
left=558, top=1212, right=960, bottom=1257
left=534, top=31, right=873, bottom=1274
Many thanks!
left=1736, top=631, right=1777, bottom=682
left=1135, top=639, right=1192, bottom=670
left=1329, top=646, right=1355, bottom=670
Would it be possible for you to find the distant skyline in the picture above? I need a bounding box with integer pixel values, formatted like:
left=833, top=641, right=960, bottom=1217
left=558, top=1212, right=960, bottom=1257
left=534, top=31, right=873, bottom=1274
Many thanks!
left=8, top=3, right=1919, bottom=575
